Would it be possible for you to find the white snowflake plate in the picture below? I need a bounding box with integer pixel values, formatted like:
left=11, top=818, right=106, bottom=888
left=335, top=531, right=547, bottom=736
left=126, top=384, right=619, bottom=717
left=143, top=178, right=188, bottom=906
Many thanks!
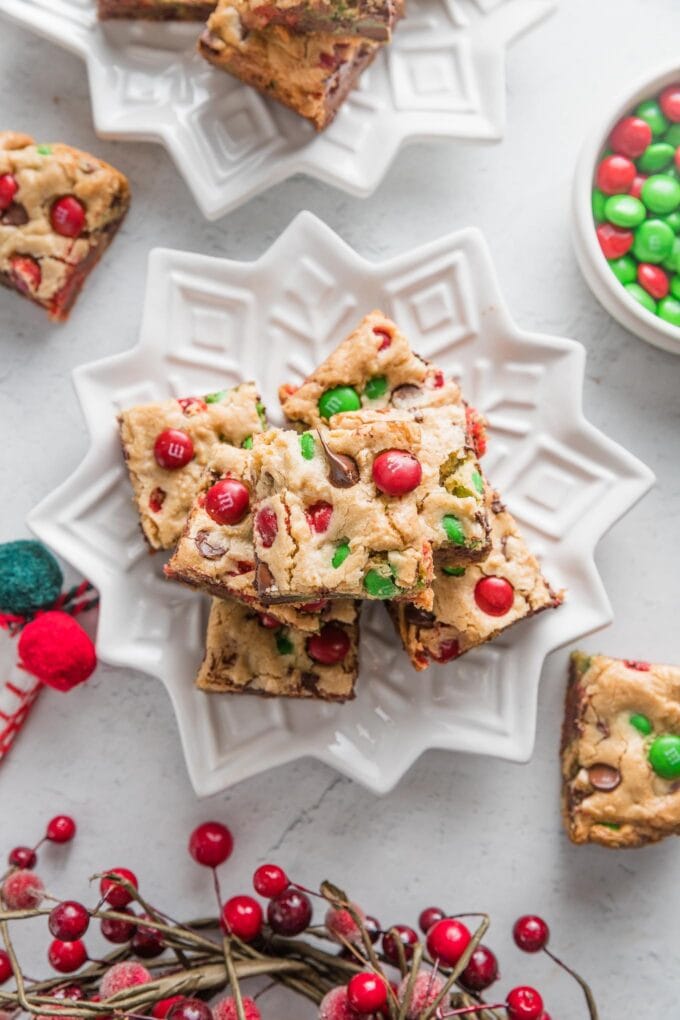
left=0, top=0, right=554, bottom=219
left=29, top=213, right=653, bottom=795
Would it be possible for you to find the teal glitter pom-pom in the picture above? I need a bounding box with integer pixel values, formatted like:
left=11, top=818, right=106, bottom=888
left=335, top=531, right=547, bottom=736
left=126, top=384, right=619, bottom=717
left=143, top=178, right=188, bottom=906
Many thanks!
left=0, top=541, right=63, bottom=616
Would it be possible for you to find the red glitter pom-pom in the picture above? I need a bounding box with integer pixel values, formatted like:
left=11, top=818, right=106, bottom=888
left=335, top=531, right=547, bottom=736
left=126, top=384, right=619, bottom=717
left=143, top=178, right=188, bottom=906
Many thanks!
left=17, top=611, right=96, bottom=692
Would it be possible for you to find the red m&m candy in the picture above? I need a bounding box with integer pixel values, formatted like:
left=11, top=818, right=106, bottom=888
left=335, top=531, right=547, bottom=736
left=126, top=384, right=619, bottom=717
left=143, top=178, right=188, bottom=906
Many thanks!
left=153, top=429, right=194, bottom=469
left=637, top=263, right=669, bottom=300
left=596, top=223, right=633, bottom=259
left=50, top=196, right=86, bottom=238
left=307, top=624, right=351, bottom=665
left=255, top=507, right=278, bottom=547
left=305, top=500, right=333, bottom=533
left=474, top=576, right=514, bottom=616
left=659, top=83, right=680, bottom=123
left=204, top=478, right=250, bottom=525
left=596, top=154, right=636, bottom=195
left=372, top=449, right=422, bottom=496
left=0, top=173, right=18, bottom=211
left=609, top=116, right=652, bottom=159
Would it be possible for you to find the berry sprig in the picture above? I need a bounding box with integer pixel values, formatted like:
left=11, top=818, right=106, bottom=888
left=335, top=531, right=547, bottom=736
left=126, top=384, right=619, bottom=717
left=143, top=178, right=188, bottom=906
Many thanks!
left=0, top=821, right=598, bottom=1020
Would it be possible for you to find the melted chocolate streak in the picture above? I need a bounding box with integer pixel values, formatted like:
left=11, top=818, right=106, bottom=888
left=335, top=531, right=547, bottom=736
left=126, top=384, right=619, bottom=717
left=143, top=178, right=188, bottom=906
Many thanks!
left=316, top=430, right=359, bottom=487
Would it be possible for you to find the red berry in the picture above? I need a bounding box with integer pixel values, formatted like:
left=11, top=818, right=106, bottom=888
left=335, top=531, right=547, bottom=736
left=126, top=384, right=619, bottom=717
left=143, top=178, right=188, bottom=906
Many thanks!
left=100, top=868, right=138, bottom=908
left=205, top=478, right=250, bottom=526
left=426, top=918, right=471, bottom=965
left=307, top=624, right=351, bottom=665
left=505, top=986, right=544, bottom=1020
left=596, top=222, right=634, bottom=259
left=373, top=326, right=392, bottom=350
left=2, top=869, right=44, bottom=909
left=153, top=997, right=185, bottom=1019
left=474, top=576, right=514, bottom=616
left=305, top=500, right=333, bottom=533
left=660, top=83, right=680, bottom=122
left=168, top=1001, right=213, bottom=1020
left=46, top=815, right=77, bottom=843
left=513, top=915, right=549, bottom=953
left=255, top=507, right=278, bottom=547
left=629, top=174, right=646, bottom=199
left=221, top=895, right=263, bottom=942
left=52, top=985, right=84, bottom=1001
left=48, top=939, right=87, bottom=974
left=609, top=116, right=653, bottom=158
left=637, top=263, right=669, bottom=299
left=418, top=906, right=445, bottom=934
left=0, top=173, right=18, bottom=211
left=372, top=449, right=422, bottom=496
left=253, top=863, right=289, bottom=898
left=49, top=902, right=90, bottom=942
left=100, top=961, right=150, bottom=998
left=100, top=909, right=135, bottom=944
left=267, top=887, right=312, bottom=935
left=50, top=196, right=86, bottom=238
left=213, top=997, right=260, bottom=1020
left=364, top=916, right=381, bottom=943
left=430, top=639, right=460, bottom=664
left=326, top=904, right=366, bottom=944
left=9, top=254, right=41, bottom=294
left=188, top=822, right=233, bottom=868
left=460, top=945, right=499, bottom=991
left=596, top=154, right=636, bottom=195
left=131, top=917, right=164, bottom=959
left=319, top=987, right=359, bottom=1020
left=382, top=925, right=418, bottom=964
left=347, top=972, right=388, bottom=1014
left=0, top=949, right=12, bottom=984
left=8, top=846, right=36, bottom=869
left=177, top=397, right=207, bottom=415
left=259, top=613, right=280, bottom=629
left=154, top=429, right=194, bottom=470
left=398, top=972, right=444, bottom=1019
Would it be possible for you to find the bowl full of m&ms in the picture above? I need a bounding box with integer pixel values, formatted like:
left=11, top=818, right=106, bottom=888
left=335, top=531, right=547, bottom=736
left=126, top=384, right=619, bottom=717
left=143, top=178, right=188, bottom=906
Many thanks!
left=573, top=63, right=680, bottom=355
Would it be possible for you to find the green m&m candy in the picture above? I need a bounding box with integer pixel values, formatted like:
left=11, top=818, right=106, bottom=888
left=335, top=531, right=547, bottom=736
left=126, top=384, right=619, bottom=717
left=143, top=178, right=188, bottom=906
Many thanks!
left=604, top=194, right=646, bottom=227
left=592, top=188, right=607, bottom=222
left=609, top=255, right=637, bottom=284
left=629, top=713, right=652, bottom=736
left=632, top=219, right=675, bottom=263
left=276, top=632, right=294, bottom=655
left=635, top=99, right=669, bottom=137
left=299, top=432, right=315, bottom=460
left=641, top=174, right=680, bottom=214
left=664, top=210, right=680, bottom=233
left=205, top=388, right=228, bottom=403
left=665, top=124, right=680, bottom=147
left=241, top=435, right=253, bottom=449
left=670, top=274, right=680, bottom=300
left=332, top=540, right=350, bottom=569
left=638, top=142, right=675, bottom=174
left=658, top=296, right=680, bottom=326
left=648, top=734, right=680, bottom=779
left=364, top=376, right=388, bottom=400
left=442, top=514, right=465, bottom=545
left=363, top=568, right=398, bottom=599
left=625, top=283, right=657, bottom=314
left=318, top=385, right=361, bottom=419
left=471, top=470, right=484, bottom=495
left=442, top=565, right=465, bottom=577
left=662, top=237, right=680, bottom=272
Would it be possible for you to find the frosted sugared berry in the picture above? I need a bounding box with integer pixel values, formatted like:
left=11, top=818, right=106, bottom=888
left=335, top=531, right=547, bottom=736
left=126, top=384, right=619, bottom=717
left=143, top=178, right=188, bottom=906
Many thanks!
left=48, top=940, right=87, bottom=974
left=325, top=903, right=365, bottom=945
left=505, top=986, right=544, bottom=1020
left=305, top=501, right=333, bottom=533
left=372, top=450, right=422, bottom=496
left=347, top=972, right=387, bottom=1014
left=0, top=950, right=11, bottom=984
left=131, top=918, right=164, bottom=959
left=307, top=625, right=350, bottom=665
left=8, top=846, right=36, bottom=869
left=253, top=863, right=289, bottom=898
left=2, top=869, right=45, bottom=909
left=154, top=429, right=194, bottom=470
left=318, top=987, right=360, bottom=1020
left=100, top=909, right=135, bottom=944
left=188, top=822, right=233, bottom=868
left=418, top=906, right=445, bottom=934
left=460, top=945, right=499, bottom=991
left=0, top=174, right=18, bottom=211
left=48, top=902, right=90, bottom=942
left=382, top=925, right=418, bottom=964
left=10, top=254, right=41, bottom=294
left=167, top=999, right=213, bottom=1020
left=205, top=479, right=250, bottom=526
left=267, top=887, right=312, bottom=936
left=398, top=971, right=444, bottom=1020
left=255, top=507, right=278, bottom=547
left=50, top=196, right=86, bottom=238
left=426, top=918, right=471, bottom=965
left=100, top=868, right=138, bottom=908
left=213, top=997, right=261, bottom=1020
left=221, top=895, right=263, bottom=942
left=152, top=997, right=185, bottom=1019
left=474, top=576, right=514, bottom=616
left=431, top=639, right=460, bottom=664
left=100, top=961, right=151, bottom=999
left=52, top=985, right=84, bottom=1001
left=46, top=815, right=77, bottom=843
left=513, top=915, right=549, bottom=953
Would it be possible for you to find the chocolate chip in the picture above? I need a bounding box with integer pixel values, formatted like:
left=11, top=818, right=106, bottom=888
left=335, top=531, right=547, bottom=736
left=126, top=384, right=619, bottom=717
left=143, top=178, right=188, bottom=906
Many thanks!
left=194, top=529, right=227, bottom=560
left=405, top=606, right=437, bottom=627
left=316, top=430, right=359, bottom=488
left=2, top=203, right=28, bottom=226
left=588, top=763, right=621, bottom=791
left=300, top=671, right=320, bottom=691
left=256, top=561, right=275, bottom=592
left=490, top=495, right=506, bottom=515
left=390, top=384, right=424, bottom=409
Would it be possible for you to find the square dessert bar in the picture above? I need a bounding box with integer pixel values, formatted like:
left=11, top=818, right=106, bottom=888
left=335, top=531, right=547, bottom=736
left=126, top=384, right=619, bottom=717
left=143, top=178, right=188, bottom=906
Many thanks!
left=279, top=310, right=462, bottom=429
left=196, top=597, right=360, bottom=701
left=0, top=132, right=130, bottom=321
left=165, top=445, right=356, bottom=632
left=118, top=382, right=264, bottom=551
left=561, top=652, right=680, bottom=849
left=388, top=492, right=562, bottom=670
left=233, top=0, right=400, bottom=41
left=98, top=0, right=215, bottom=18
left=199, top=7, right=380, bottom=131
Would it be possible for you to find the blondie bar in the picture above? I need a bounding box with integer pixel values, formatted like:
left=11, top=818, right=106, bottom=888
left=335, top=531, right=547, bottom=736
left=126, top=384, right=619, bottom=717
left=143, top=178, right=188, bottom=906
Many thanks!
left=118, top=383, right=264, bottom=551
left=561, top=652, right=680, bottom=848
left=196, top=597, right=359, bottom=700
left=233, top=0, right=399, bottom=40
left=199, top=7, right=380, bottom=131
left=0, top=132, right=129, bottom=321
left=388, top=493, right=562, bottom=669
left=98, top=0, right=215, bottom=16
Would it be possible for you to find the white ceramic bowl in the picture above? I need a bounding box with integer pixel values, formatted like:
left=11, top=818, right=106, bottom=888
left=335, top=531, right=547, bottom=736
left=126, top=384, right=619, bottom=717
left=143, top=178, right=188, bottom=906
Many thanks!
left=572, top=61, right=680, bottom=356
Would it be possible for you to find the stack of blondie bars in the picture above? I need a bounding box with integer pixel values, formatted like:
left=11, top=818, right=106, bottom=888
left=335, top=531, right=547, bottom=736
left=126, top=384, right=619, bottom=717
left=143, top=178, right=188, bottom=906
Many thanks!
left=98, top=0, right=400, bottom=131
left=118, top=311, right=562, bottom=702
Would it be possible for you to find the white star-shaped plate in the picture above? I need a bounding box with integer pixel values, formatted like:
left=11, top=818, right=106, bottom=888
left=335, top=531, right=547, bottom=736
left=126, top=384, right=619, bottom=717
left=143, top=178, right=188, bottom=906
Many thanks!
left=29, top=213, right=653, bottom=795
left=0, top=0, right=555, bottom=219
